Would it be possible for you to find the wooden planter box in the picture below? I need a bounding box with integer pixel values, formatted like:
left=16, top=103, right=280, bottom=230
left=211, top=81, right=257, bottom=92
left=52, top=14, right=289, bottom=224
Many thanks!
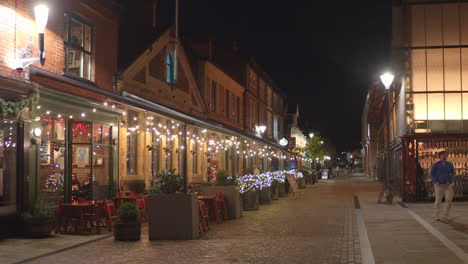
left=148, top=193, right=199, bottom=240
left=200, top=186, right=241, bottom=220
left=114, top=220, right=141, bottom=241
left=271, top=184, right=279, bottom=200
left=278, top=183, right=287, bottom=197
left=259, top=187, right=272, bottom=204
left=23, top=216, right=54, bottom=238
left=241, top=190, right=259, bottom=211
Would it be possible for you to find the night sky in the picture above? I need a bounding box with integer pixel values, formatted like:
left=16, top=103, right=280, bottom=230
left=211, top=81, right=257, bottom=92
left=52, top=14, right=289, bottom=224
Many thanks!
left=119, top=0, right=393, bottom=153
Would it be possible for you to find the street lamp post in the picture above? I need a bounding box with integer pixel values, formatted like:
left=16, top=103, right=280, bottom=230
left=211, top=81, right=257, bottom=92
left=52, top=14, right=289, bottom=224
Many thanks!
left=380, top=72, right=394, bottom=203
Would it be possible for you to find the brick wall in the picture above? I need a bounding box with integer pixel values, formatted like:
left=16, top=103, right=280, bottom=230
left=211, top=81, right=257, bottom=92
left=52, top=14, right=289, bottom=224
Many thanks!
left=0, top=0, right=118, bottom=99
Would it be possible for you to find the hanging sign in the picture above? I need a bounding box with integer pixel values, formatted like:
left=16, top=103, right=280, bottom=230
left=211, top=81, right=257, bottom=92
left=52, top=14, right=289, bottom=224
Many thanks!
left=279, top=138, right=288, bottom=146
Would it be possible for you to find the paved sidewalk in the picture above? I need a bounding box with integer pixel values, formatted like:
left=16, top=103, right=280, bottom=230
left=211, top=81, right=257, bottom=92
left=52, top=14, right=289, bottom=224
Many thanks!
left=2, top=174, right=467, bottom=264
left=357, top=186, right=466, bottom=264
left=0, top=232, right=111, bottom=264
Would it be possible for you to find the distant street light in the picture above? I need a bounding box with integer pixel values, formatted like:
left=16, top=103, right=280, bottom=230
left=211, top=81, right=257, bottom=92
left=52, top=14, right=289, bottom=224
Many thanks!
left=380, top=71, right=395, bottom=203
left=309, top=133, right=314, bottom=138
left=320, top=141, right=324, bottom=144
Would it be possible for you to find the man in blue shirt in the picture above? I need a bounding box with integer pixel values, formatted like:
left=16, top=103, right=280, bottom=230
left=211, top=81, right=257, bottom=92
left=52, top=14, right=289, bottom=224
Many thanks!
left=431, top=151, right=455, bottom=221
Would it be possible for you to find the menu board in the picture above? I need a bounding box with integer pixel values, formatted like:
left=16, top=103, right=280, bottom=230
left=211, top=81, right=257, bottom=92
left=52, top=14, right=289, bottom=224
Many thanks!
left=286, top=174, right=299, bottom=195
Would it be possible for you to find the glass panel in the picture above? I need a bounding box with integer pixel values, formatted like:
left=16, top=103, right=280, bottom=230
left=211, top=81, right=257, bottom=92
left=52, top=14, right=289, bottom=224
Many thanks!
left=426, top=5, right=443, bottom=46
left=445, top=93, right=462, bottom=120
left=64, top=14, right=69, bottom=41
left=443, top=4, right=460, bottom=46
left=72, top=122, right=92, bottom=143
left=463, top=93, right=468, bottom=119
left=39, top=141, right=65, bottom=203
left=410, top=5, right=426, bottom=46
left=151, top=132, right=161, bottom=181
left=69, top=18, right=83, bottom=47
left=127, top=133, right=138, bottom=175
left=71, top=145, right=91, bottom=201
left=427, top=49, right=443, bottom=92
left=83, top=53, right=91, bottom=81
left=54, top=117, right=66, bottom=140
left=84, top=24, right=92, bottom=52
left=0, top=121, right=16, bottom=205
left=461, top=4, right=468, bottom=45
left=93, top=146, right=111, bottom=200
left=428, top=93, right=444, bottom=120
left=413, top=93, right=427, bottom=120
left=102, top=125, right=111, bottom=145
left=444, top=48, right=461, bottom=91
left=67, top=47, right=83, bottom=78
left=92, top=125, right=110, bottom=145
left=462, top=48, right=468, bottom=91
left=93, top=124, right=103, bottom=144
left=428, top=120, right=444, bottom=133
left=40, top=115, right=53, bottom=140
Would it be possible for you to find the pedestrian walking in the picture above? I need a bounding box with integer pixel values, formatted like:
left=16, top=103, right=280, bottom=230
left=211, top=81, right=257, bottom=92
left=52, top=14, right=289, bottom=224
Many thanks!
left=431, top=151, right=455, bottom=221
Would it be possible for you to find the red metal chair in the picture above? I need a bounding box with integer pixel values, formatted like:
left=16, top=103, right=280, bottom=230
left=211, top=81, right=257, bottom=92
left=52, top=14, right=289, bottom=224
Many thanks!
left=216, top=192, right=229, bottom=221
left=102, top=200, right=118, bottom=231
left=198, top=201, right=209, bottom=233
left=136, top=197, right=147, bottom=222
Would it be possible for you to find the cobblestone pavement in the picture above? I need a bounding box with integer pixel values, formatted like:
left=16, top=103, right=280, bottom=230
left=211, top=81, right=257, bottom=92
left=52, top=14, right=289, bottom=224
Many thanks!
left=22, top=176, right=367, bottom=264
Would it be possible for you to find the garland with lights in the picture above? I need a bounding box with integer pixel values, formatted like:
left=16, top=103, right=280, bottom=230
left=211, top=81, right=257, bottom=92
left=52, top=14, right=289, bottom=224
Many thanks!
left=0, top=89, right=39, bottom=119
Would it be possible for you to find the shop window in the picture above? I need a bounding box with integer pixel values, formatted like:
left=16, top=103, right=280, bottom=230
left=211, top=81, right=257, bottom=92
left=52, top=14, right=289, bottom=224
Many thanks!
left=192, top=128, right=198, bottom=174
left=151, top=131, right=161, bottom=180
left=127, top=110, right=138, bottom=175
left=165, top=120, right=173, bottom=170
left=273, top=117, right=279, bottom=139
left=37, top=115, right=67, bottom=203
left=64, top=13, right=93, bottom=81
left=71, top=121, right=113, bottom=201
left=0, top=121, right=17, bottom=206
left=225, top=148, right=230, bottom=175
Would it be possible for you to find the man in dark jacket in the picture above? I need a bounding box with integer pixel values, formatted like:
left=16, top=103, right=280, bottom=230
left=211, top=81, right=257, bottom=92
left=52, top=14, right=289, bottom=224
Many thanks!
left=431, top=151, right=455, bottom=221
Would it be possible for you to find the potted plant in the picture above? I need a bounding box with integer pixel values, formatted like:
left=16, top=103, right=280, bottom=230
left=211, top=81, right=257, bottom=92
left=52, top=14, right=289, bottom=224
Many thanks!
left=277, top=171, right=287, bottom=197
left=114, top=202, right=141, bottom=241
left=22, top=200, right=56, bottom=238
left=259, top=172, right=272, bottom=204
left=200, top=169, right=242, bottom=219
left=239, top=174, right=260, bottom=211
left=270, top=172, right=281, bottom=200
left=147, top=169, right=199, bottom=240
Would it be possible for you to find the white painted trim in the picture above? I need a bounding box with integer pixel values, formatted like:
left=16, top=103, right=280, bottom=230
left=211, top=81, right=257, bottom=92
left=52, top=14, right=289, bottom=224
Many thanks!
left=356, top=209, right=376, bottom=264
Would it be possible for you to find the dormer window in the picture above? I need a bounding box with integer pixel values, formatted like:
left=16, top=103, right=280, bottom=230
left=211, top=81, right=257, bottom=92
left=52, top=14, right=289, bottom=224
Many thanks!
left=166, top=51, right=177, bottom=84
left=64, top=13, right=93, bottom=81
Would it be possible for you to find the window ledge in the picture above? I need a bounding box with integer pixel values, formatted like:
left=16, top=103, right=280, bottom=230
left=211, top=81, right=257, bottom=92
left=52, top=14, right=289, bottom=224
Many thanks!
left=63, top=72, right=96, bottom=86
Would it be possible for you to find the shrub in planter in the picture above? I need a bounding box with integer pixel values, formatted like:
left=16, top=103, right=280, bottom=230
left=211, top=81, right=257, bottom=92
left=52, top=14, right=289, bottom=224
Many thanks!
left=23, top=200, right=56, bottom=238
left=239, top=174, right=260, bottom=211
left=114, top=202, right=141, bottom=241
left=215, top=169, right=238, bottom=186
left=148, top=170, right=198, bottom=240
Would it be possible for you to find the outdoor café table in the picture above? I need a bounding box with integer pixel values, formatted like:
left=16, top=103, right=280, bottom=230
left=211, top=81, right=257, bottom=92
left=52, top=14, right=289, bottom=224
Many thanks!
left=60, top=202, right=101, bottom=234
left=198, top=195, right=221, bottom=224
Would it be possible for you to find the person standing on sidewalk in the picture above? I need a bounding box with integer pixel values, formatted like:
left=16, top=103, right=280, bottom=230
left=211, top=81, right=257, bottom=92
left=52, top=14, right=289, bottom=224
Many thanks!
left=431, top=151, right=455, bottom=221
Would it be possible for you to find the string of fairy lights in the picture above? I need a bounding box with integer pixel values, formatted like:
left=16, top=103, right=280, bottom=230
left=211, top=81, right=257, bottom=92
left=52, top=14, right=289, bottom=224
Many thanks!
left=30, top=100, right=313, bottom=177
